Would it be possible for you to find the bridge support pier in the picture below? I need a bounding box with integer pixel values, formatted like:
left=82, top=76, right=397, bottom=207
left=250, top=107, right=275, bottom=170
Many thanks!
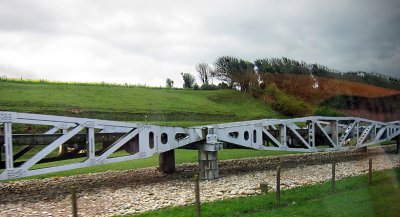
left=198, top=127, right=223, bottom=180
left=159, top=149, right=176, bottom=174
left=198, top=145, right=219, bottom=180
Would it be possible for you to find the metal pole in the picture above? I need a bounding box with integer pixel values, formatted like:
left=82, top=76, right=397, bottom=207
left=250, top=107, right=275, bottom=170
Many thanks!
left=396, top=136, right=399, bottom=155
left=368, top=158, right=373, bottom=185
left=194, top=174, right=201, bottom=217
left=71, top=186, right=78, bottom=217
left=276, top=165, right=281, bottom=207
left=331, top=162, right=336, bottom=194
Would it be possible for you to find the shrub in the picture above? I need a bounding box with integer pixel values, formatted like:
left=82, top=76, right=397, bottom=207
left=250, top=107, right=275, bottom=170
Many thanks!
left=265, top=83, right=313, bottom=117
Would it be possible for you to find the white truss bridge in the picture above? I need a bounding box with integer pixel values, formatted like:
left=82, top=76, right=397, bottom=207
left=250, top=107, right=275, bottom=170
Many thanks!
left=1, top=111, right=399, bottom=180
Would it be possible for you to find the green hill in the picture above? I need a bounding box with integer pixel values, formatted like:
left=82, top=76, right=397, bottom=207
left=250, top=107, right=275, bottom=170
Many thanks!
left=0, top=80, right=280, bottom=126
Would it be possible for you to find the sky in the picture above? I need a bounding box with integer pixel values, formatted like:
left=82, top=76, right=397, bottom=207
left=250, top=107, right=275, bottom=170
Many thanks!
left=0, top=0, right=399, bottom=87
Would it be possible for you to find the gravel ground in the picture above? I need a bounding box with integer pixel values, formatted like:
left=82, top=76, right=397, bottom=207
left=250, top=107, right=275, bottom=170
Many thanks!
left=0, top=146, right=399, bottom=217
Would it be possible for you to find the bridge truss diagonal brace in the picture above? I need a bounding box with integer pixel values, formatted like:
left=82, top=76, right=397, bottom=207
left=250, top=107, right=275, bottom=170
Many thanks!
left=287, top=123, right=312, bottom=150
left=262, top=127, right=284, bottom=148
left=98, top=129, right=138, bottom=159
left=357, top=124, right=374, bottom=147
left=316, top=121, right=337, bottom=148
left=374, top=126, right=387, bottom=142
left=20, top=125, right=85, bottom=170
left=338, top=121, right=356, bottom=146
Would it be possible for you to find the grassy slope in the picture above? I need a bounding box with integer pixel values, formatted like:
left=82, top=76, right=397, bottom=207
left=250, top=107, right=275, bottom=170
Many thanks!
left=131, top=168, right=400, bottom=217
left=0, top=80, right=280, bottom=125
left=0, top=79, right=286, bottom=181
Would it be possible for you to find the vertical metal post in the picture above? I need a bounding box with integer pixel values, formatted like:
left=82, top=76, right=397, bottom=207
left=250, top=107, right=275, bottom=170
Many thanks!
left=279, top=125, right=287, bottom=147
left=87, top=127, right=95, bottom=159
left=368, top=158, right=372, bottom=185
left=276, top=165, right=281, bottom=207
left=4, top=122, right=13, bottom=169
left=194, top=174, right=201, bottom=217
left=71, top=186, right=78, bottom=217
left=331, top=162, right=336, bottom=194
left=331, top=121, right=338, bottom=147
left=356, top=122, right=359, bottom=146
left=308, top=121, right=315, bottom=148
left=396, top=136, right=399, bottom=155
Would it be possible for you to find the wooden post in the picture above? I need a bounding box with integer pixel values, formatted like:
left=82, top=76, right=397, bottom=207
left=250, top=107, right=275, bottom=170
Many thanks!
left=368, top=158, right=373, bottom=185
left=159, top=149, right=176, bottom=174
left=276, top=165, right=281, bottom=207
left=71, top=186, right=78, bottom=217
left=331, top=162, right=336, bottom=194
left=260, top=183, right=268, bottom=194
left=194, top=174, right=201, bottom=217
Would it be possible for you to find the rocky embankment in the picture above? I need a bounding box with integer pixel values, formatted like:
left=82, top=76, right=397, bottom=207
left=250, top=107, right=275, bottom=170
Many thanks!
left=0, top=145, right=399, bottom=217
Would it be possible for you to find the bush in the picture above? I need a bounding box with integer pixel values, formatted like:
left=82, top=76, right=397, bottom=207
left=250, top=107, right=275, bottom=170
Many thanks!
left=250, top=85, right=264, bottom=98
left=217, top=82, right=229, bottom=89
left=201, top=84, right=219, bottom=90
left=314, top=106, right=344, bottom=117
left=265, top=83, right=312, bottom=117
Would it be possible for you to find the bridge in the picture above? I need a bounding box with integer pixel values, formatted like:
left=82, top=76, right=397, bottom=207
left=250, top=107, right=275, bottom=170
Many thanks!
left=1, top=111, right=399, bottom=180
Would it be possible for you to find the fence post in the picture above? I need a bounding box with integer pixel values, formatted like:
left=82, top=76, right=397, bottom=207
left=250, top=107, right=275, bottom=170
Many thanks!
left=194, top=174, right=201, bottom=217
left=331, top=162, right=336, bottom=194
left=396, top=136, right=399, bottom=155
left=276, top=165, right=281, bottom=207
left=368, top=158, right=373, bottom=185
left=260, top=183, right=268, bottom=194
left=71, top=186, right=78, bottom=217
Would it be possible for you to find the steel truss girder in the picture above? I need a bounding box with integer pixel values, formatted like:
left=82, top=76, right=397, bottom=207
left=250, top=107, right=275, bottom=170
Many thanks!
left=0, top=112, right=203, bottom=180
left=1, top=112, right=399, bottom=180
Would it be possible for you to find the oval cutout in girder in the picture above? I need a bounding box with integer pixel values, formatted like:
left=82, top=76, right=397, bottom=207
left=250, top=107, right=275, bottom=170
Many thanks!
left=161, top=133, right=168, bottom=144
left=175, top=133, right=189, bottom=141
left=229, top=132, right=239, bottom=139
left=149, top=132, right=154, bottom=149
left=244, top=131, right=249, bottom=140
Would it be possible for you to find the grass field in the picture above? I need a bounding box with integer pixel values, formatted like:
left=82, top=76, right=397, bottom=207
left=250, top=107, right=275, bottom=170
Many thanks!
left=129, top=168, right=400, bottom=217
left=0, top=79, right=280, bottom=124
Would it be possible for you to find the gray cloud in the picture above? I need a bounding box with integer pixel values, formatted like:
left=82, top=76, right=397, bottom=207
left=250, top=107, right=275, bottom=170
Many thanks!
left=0, top=0, right=398, bottom=87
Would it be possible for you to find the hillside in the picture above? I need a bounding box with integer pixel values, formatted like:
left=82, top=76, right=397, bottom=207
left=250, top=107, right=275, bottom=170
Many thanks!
left=321, top=94, right=400, bottom=121
left=0, top=80, right=280, bottom=125
left=262, top=73, right=400, bottom=104
left=262, top=73, right=400, bottom=121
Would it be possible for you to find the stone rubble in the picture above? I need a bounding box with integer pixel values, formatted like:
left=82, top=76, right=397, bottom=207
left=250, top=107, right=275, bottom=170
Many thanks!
left=0, top=146, right=399, bottom=217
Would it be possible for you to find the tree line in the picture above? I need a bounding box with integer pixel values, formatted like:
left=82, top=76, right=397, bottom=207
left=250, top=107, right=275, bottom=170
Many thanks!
left=166, top=56, right=400, bottom=91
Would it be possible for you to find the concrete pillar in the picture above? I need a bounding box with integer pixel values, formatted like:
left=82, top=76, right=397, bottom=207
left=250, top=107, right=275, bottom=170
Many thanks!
left=198, top=147, right=219, bottom=180
left=198, top=126, right=222, bottom=180
left=159, top=149, right=175, bottom=174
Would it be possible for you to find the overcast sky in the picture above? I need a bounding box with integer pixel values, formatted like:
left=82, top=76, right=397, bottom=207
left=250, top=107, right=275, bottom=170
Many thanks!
left=0, top=0, right=399, bottom=87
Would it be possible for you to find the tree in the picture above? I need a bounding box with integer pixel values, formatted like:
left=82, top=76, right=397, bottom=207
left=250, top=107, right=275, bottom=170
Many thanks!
left=195, top=63, right=212, bottom=85
left=214, top=56, right=237, bottom=87
left=166, top=78, right=174, bottom=88
left=181, top=72, right=195, bottom=88
left=213, top=56, right=256, bottom=92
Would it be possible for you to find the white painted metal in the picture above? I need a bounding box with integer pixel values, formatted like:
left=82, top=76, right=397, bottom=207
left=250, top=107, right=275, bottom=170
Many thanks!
left=1, top=112, right=399, bottom=180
